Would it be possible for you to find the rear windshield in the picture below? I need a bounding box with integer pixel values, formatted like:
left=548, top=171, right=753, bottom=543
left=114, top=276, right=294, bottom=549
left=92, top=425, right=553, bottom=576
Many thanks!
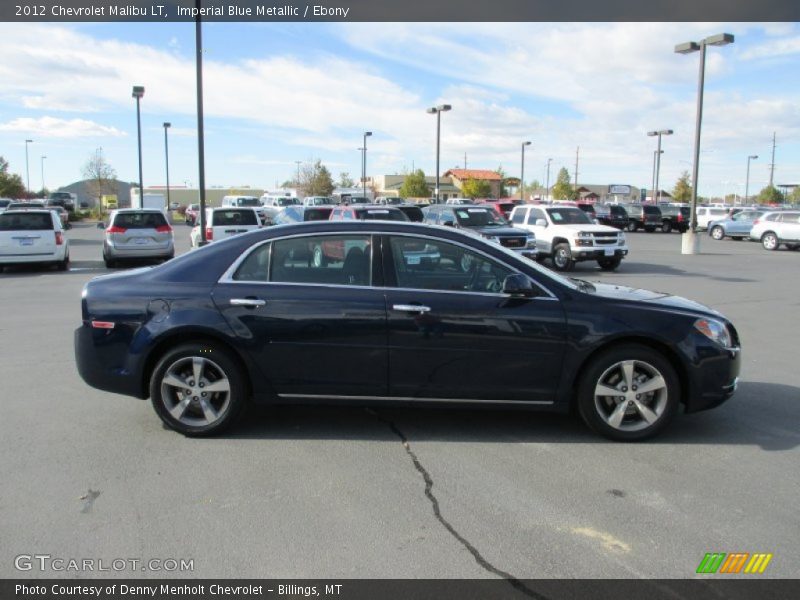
left=397, top=206, right=424, bottom=222
left=276, top=198, right=299, bottom=206
left=234, top=197, right=260, bottom=207
left=113, top=212, right=168, bottom=229
left=0, top=212, right=53, bottom=230
left=356, top=209, right=409, bottom=221
left=213, top=210, right=258, bottom=226
left=304, top=208, right=333, bottom=221
left=0, top=199, right=11, bottom=208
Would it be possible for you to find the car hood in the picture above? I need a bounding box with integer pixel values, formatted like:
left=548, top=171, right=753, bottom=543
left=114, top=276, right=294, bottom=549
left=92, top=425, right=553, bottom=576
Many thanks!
left=553, top=223, right=621, bottom=233
left=467, top=225, right=530, bottom=237
left=587, top=282, right=722, bottom=317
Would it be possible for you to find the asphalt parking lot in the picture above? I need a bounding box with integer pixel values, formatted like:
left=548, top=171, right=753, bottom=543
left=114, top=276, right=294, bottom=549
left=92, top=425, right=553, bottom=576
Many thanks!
left=1, top=221, right=798, bottom=580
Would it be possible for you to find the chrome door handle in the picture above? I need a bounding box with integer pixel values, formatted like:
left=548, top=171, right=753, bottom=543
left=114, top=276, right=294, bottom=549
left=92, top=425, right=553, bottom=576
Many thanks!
left=392, top=304, right=431, bottom=313
left=230, top=298, right=266, bottom=307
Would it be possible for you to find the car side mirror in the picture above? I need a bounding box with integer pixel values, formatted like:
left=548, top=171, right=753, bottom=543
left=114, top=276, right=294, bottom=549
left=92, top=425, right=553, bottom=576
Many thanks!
left=535, top=219, right=547, bottom=227
left=502, top=273, right=537, bottom=297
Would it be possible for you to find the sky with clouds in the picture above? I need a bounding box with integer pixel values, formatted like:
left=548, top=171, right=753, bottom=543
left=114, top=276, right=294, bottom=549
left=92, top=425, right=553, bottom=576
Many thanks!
left=0, top=21, right=798, bottom=197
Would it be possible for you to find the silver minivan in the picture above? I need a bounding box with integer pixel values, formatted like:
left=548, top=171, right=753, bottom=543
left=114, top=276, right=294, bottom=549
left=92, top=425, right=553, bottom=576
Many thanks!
left=103, top=209, right=174, bottom=268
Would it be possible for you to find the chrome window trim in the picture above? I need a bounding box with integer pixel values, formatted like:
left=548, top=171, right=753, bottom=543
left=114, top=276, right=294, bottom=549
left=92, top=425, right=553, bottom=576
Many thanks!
left=277, top=393, right=554, bottom=405
left=218, top=229, right=559, bottom=300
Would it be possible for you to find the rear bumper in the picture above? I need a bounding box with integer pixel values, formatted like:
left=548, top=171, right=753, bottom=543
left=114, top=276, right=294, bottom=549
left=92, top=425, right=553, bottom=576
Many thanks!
left=74, top=324, right=145, bottom=398
left=0, top=250, right=65, bottom=265
left=105, top=242, right=174, bottom=259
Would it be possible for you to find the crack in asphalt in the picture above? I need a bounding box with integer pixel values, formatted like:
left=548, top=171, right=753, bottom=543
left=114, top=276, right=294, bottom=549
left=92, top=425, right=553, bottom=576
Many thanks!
left=367, top=409, right=547, bottom=600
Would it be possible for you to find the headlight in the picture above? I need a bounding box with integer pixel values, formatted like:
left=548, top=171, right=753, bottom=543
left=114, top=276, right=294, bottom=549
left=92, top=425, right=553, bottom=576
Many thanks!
left=576, top=231, right=591, bottom=238
left=618, top=232, right=626, bottom=243
left=694, top=318, right=732, bottom=348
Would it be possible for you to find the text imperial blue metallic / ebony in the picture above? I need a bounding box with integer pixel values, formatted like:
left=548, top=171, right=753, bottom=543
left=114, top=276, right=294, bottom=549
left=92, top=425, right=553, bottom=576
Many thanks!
left=74, top=221, right=740, bottom=441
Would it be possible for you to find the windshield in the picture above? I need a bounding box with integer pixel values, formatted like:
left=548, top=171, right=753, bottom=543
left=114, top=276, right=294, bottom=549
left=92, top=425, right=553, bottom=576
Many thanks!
left=358, top=209, right=409, bottom=221
left=0, top=212, right=53, bottom=230
left=453, top=207, right=507, bottom=227
left=49, top=193, right=71, bottom=201
left=113, top=211, right=168, bottom=229
left=236, top=197, right=260, bottom=207
left=277, top=198, right=299, bottom=206
left=546, top=207, right=593, bottom=224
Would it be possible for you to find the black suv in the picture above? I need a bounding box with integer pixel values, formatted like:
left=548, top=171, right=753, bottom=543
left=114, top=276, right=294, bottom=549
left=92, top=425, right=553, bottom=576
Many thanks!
left=658, top=205, right=691, bottom=233
left=621, top=204, right=662, bottom=232
left=593, top=204, right=630, bottom=230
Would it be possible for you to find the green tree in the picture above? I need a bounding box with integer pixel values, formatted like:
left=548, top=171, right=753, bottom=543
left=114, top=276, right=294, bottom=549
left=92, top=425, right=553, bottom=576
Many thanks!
left=81, top=148, right=117, bottom=205
left=757, top=185, right=785, bottom=205
left=550, top=167, right=575, bottom=200
left=789, top=187, right=800, bottom=203
left=672, top=171, right=693, bottom=203
left=399, top=169, right=430, bottom=198
left=299, top=159, right=335, bottom=197
left=496, top=165, right=508, bottom=197
left=0, top=156, right=26, bottom=198
left=461, top=178, right=491, bottom=199
left=338, top=172, right=354, bottom=188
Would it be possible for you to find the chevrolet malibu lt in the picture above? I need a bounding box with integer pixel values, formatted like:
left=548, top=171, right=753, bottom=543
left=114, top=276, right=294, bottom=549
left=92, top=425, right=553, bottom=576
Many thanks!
left=75, top=221, right=740, bottom=441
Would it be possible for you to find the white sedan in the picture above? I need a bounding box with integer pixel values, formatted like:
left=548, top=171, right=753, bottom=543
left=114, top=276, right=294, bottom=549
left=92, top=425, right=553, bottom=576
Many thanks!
left=0, top=209, right=70, bottom=271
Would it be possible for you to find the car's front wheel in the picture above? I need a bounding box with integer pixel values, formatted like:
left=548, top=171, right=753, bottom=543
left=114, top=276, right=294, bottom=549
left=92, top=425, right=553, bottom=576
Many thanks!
left=597, top=257, right=622, bottom=271
left=551, top=243, right=575, bottom=272
left=576, top=344, right=680, bottom=441
left=626, top=221, right=638, bottom=232
left=710, top=226, right=725, bottom=241
left=761, top=232, right=779, bottom=251
left=150, top=343, right=247, bottom=436
left=661, top=221, right=672, bottom=233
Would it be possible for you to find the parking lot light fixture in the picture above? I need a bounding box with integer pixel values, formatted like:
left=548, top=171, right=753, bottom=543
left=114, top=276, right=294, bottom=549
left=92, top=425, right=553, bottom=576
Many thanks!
left=132, top=86, right=145, bottom=208
left=647, top=129, right=673, bottom=203
left=362, top=131, right=372, bottom=198
left=674, top=33, right=734, bottom=254
left=545, top=158, right=552, bottom=202
left=520, top=141, right=532, bottom=201
left=745, top=155, right=758, bottom=204
left=163, top=122, right=171, bottom=208
left=427, top=104, right=452, bottom=202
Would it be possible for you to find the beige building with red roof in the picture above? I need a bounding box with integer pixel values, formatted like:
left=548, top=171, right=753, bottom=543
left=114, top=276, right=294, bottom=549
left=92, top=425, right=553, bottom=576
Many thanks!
left=443, top=169, right=504, bottom=198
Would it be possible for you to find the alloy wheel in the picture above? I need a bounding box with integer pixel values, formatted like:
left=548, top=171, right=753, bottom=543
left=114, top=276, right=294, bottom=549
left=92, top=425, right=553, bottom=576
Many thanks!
left=160, top=356, right=231, bottom=427
left=593, top=359, right=669, bottom=433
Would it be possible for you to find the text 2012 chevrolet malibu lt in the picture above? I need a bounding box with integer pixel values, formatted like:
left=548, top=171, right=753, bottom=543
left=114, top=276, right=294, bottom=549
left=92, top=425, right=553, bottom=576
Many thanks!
left=75, top=221, right=740, bottom=441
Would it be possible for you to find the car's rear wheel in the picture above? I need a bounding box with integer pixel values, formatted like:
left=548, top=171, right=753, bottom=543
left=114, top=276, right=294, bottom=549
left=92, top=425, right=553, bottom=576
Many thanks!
left=711, top=226, right=725, bottom=241
left=661, top=221, right=672, bottom=233
left=577, top=344, right=680, bottom=441
left=150, top=343, right=247, bottom=436
left=761, top=232, right=779, bottom=251
left=626, top=221, right=638, bottom=232
left=597, top=257, right=622, bottom=271
left=786, top=244, right=800, bottom=251
left=551, top=243, right=575, bottom=272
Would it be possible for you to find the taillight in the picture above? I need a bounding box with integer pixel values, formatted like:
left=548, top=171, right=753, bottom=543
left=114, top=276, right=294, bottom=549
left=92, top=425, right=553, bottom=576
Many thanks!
left=155, top=224, right=172, bottom=233
left=106, top=226, right=127, bottom=234
left=55, top=231, right=64, bottom=245
left=677, top=214, right=684, bottom=222
left=205, top=227, right=213, bottom=240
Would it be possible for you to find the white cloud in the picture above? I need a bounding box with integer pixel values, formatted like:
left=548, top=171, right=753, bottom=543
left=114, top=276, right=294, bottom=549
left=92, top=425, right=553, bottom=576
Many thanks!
left=740, top=35, right=800, bottom=60
left=0, top=116, right=126, bottom=138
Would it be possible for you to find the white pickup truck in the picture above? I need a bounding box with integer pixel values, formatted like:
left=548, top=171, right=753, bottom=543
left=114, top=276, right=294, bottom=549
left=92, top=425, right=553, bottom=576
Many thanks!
left=509, top=204, right=628, bottom=271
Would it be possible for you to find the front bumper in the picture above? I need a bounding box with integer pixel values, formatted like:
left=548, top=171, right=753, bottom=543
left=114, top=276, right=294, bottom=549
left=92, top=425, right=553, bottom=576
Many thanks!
left=571, top=247, right=628, bottom=261
left=684, top=344, right=741, bottom=413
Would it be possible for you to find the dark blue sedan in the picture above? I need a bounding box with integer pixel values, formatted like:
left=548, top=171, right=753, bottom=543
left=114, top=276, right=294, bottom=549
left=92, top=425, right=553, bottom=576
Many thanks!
left=75, top=221, right=741, bottom=441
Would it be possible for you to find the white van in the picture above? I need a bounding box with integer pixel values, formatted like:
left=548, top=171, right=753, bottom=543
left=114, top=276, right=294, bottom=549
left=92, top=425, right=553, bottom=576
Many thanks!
left=260, top=194, right=301, bottom=208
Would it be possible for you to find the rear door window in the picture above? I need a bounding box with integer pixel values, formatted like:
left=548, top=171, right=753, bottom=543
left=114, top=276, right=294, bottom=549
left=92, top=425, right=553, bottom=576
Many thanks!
left=213, top=209, right=258, bottom=226
left=0, top=212, right=54, bottom=230
left=114, top=212, right=168, bottom=229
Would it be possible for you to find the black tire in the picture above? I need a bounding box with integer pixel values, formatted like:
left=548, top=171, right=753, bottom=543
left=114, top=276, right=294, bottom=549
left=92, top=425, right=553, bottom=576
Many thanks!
left=104, top=257, right=116, bottom=269
left=150, top=342, right=247, bottom=436
left=626, top=221, right=638, bottom=232
left=661, top=221, right=672, bottom=233
left=551, top=243, right=575, bottom=272
left=57, top=252, right=70, bottom=271
left=710, top=226, right=725, bottom=241
left=597, top=257, right=622, bottom=271
left=644, top=227, right=656, bottom=233
left=786, top=244, right=800, bottom=251
left=312, top=245, right=328, bottom=267
left=576, top=344, right=680, bottom=441
left=761, top=232, right=779, bottom=251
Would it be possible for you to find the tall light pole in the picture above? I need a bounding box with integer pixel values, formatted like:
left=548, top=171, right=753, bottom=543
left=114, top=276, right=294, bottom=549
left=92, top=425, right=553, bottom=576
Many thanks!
left=40, top=155, right=47, bottom=193
left=545, top=158, right=553, bottom=202
left=426, top=104, right=452, bottom=202
left=675, top=32, right=734, bottom=254
left=745, top=155, right=758, bottom=204
left=520, top=141, right=531, bottom=202
left=194, top=0, right=208, bottom=244
left=651, top=150, right=664, bottom=202
left=647, top=129, right=672, bottom=203
left=163, top=122, right=171, bottom=208
left=24, top=139, right=33, bottom=195
left=294, top=160, right=301, bottom=190
left=131, top=86, right=145, bottom=208
left=362, top=131, right=372, bottom=198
